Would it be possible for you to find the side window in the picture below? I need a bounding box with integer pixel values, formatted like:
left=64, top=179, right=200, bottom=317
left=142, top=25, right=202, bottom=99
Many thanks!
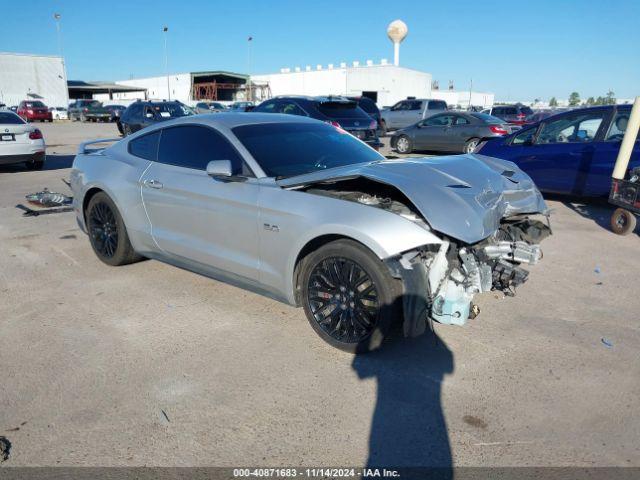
left=279, top=102, right=305, bottom=116
left=606, top=112, right=635, bottom=142
left=536, top=111, right=606, bottom=144
left=428, top=101, right=447, bottom=111
left=196, top=103, right=207, bottom=109
left=492, top=107, right=503, bottom=115
left=454, top=116, right=470, bottom=125
left=128, top=131, right=160, bottom=160
left=390, top=101, right=405, bottom=111
left=157, top=125, right=247, bottom=175
left=512, top=127, right=536, bottom=145
left=409, top=101, right=423, bottom=111
left=424, top=115, right=453, bottom=126
left=257, top=100, right=277, bottom=113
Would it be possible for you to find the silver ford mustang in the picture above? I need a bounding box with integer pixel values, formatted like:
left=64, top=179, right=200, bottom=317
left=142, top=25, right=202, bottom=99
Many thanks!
left=71, top=113, right=551, bottom=353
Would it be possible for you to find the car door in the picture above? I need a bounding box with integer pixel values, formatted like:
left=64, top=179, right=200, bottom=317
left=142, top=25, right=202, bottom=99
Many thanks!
left=139, top=124, right=261, bottom=281
left=445, top=114, right=474, bottom=152
left=585, top=108, right=639, bottom=196
left=386, top=101, right=409, bottom=129
left=406, top=100, right=424, bottom=125
left=414, top=114, right=456, bottom=151
left=508, top=109, right=609, bottom=194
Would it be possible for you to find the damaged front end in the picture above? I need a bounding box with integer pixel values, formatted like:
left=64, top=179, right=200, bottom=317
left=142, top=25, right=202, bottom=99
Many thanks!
left=388, top=215, right=551, bottom=336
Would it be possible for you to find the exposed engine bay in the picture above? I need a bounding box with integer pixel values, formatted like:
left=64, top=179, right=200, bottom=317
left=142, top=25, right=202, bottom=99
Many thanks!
left=302, top=177, right=551, bottom=335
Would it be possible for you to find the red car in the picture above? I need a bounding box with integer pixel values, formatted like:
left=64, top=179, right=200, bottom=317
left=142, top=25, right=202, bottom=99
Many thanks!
left=17, top=100, right=53, bottom=122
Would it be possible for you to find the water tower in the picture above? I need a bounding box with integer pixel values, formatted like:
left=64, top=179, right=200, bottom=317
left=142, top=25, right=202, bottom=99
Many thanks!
left=387, top=20, right=408, bottom=66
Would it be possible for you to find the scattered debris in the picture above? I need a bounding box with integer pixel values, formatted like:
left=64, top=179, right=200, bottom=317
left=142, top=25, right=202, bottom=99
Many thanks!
left=25, top=188, right=73, bottom=208
left=59, top=234, right=77, bottom=240
left=160, top=409, right=170, bottom=423
left=601, top=338, right=613, bottom=348
left=594, top=266, right=601, bottom=274
left=0, top=436, right=11, bottom=462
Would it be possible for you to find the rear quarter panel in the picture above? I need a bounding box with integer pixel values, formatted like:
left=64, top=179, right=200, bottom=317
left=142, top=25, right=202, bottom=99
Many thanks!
left=70, top=145, right=155, bottom=252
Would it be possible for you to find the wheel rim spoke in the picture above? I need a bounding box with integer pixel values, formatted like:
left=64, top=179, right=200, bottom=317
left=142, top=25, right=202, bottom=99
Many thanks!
left=307, top=256, right=379, bottom=344
left=88, top=201, right=118, bottom=258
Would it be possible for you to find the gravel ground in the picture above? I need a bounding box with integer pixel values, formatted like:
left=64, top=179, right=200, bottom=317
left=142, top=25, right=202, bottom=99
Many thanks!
left=0, top=122, right=638, bottom=468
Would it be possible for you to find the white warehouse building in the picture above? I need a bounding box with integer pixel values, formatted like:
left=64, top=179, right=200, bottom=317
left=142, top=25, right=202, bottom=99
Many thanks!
left=431, top=90, right=495, bottom=110
left=251, top=61, right=432, bottom=107
left=0, top=52, right=68, bottom=108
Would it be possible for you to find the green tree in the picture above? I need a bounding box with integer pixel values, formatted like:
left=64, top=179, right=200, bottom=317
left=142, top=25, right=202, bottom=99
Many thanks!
left=595, top=96, right=605, bottom=106
left=549, top=97, right=558, bottom=107
left=568, top=92, right=581, bottom=106
left=586, top=97, right=595, bottom=106
left=605, top=90, right=616, bottom=105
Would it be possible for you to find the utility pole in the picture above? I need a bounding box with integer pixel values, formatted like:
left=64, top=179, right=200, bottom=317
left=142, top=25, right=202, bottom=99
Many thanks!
left=53, top=13, right=63, bottom=60
left=247, top=36, right=253, bottom=102
left=163, top=26, right=170, bottom=100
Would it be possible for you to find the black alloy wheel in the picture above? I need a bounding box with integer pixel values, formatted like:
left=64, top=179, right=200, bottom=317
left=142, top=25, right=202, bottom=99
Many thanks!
left=308, top=257, right=379, bottom=344
left=88, top=201, right=119, bottom=259
left=300, top=239, right=401, bottom=353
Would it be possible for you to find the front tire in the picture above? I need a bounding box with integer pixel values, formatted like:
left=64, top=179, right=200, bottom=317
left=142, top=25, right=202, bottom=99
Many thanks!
left=610, top=208, right=637, bottom=235
left=300, top=239, right=401, bottom=353
left=395, top=134, right=413, bottom=154
left=86, top=192, right=143, bottom=266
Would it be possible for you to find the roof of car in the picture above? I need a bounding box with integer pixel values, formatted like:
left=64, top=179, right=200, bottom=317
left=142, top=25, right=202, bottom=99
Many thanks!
left=142, top=112, right=321, bottom=130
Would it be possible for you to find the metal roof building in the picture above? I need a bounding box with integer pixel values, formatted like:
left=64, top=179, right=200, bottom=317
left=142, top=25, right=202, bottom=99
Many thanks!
left=108, top=71, right=255, bottom=104
left=251, top=60, right=432, bottom=107
left=0, top=52, right=68, bottom=108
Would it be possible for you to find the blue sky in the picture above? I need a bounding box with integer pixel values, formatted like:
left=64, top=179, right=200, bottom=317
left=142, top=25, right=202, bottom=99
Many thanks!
left=2, top=0, right=638, bottom=101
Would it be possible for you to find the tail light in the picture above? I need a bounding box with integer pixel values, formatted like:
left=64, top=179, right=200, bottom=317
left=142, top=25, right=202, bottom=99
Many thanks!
left=325, top=120, right=340, bottom=128
left=83, top=108, right=89, bottom=113
left=29, top=129, right=43, bottom=140
left=489, top=125, right=509, bottom=135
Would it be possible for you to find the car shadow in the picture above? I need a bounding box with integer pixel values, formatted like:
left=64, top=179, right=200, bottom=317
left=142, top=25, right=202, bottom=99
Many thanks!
left=0, top=154, right=75, bottom=173
left=352, top=325, right=454, bottom=477
left=545, top=193, right=639, bottom=236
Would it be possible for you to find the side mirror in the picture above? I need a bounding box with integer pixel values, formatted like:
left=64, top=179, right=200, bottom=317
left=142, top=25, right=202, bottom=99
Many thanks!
left=206, top=160, right=233, bottom=178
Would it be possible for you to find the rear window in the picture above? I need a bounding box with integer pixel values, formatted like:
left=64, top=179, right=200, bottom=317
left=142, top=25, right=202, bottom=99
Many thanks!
left=317, top=102, right=370, bottom=119
left=148, top=103, right=193, bottom=118
left=471, top=113, right=504, bottom=124
left=0, top=112, right=25, bottom=124
left=428, top=101, right=447, bottom=110
left=520, top=106, right=534, bottom=115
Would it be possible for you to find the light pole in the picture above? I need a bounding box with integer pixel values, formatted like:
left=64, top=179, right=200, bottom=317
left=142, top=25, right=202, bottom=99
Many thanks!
left=247, top=36, right=253, bottom=102
left=53, top=13, right=63, bottom=60
left=163, top=26, right=170, bottom=100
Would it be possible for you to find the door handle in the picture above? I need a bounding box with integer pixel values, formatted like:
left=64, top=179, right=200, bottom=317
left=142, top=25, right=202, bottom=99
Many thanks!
left=144, top=179, right=163, bottom=189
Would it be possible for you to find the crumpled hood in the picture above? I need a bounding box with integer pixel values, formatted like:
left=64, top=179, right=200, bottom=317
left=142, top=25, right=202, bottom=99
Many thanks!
left=277, top=154, right=548, bottom=244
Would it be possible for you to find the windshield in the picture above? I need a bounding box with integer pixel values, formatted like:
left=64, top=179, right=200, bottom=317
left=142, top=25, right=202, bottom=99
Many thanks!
left=0, top=112, right=25, bottom=124
left=149, top=103, right=194, bottom=117
left=233, top=122, right=383, bottom=178
left=471, top=113, right=504, bottom=124
left=25, top=101, right=46, bottom=108
left=317, top=101, right=370, bottom=119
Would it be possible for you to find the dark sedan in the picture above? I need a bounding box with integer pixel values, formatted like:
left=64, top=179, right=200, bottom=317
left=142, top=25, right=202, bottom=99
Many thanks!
left=391, top=112, right=512, bottom=154
left=253, top=96, right=383, bottom=150
left=118, top=100, right=194, bottom=136
left=476, top=105, right=640, bottom=197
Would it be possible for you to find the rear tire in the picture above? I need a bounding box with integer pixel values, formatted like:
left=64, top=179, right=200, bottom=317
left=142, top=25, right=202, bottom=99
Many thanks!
left=25, top=160, right=44, bottom=170
left=85, top=192, right=143, bottom=266
left=300, top=239, right=402, bottom=353
left=379, top=120, right=388, bottom=137
left=610, top=208, right=636, bottom=235
left=395, top=134, right=413, bottom=154
left=464, top=137, right=480, bottom=153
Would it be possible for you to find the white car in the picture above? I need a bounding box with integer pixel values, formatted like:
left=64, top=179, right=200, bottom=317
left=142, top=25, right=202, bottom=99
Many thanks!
left=50, top=107, right=68, bottom=120
left=0, top=110, right=46, bottom=169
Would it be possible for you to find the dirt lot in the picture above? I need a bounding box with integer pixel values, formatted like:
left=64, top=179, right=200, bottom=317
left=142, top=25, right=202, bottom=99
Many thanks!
left=0, top=122, right=639, bottom=468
